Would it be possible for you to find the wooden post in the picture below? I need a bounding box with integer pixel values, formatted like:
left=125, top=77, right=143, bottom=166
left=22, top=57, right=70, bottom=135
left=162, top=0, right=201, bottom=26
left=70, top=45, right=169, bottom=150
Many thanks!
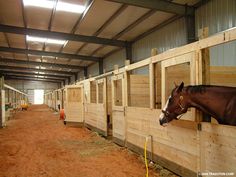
left=125, top=60, right=130, bottom=106
left=150, top=48, right=157, bottom=109
left=0, top=77, right=5, bottom=127
left=198, top=27, right=211, bottom=122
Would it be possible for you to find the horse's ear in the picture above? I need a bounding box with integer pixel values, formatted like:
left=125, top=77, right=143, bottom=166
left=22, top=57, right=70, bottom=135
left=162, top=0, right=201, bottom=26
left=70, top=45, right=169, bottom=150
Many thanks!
left=174, top=82, right=178, bottom=88
left=177, top=82, right=184, bottom=93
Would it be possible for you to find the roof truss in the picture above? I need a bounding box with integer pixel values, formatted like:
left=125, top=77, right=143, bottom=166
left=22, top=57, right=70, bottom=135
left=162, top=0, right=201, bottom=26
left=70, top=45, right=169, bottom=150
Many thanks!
left=0, top=24, right=127, bottom=47
left=0, top=57, right=84, bottom=70
left=107, top=0, right=194, bottom=15
left=0, top=46, right=100, bottom=62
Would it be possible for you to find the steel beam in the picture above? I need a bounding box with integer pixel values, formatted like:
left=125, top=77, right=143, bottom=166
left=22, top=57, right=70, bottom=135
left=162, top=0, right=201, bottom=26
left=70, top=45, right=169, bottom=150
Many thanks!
left=0, top=24, right=127, bottom=47
left=1, top=73, right=65, bottom=81
left=4, top=76, right=61, bottom=83
left=0, top=65, right=76, bottom=75
left=0, top=46, right=100, bottom=62
left=107, top=0, right=194, bottom=15
left=0, top=70, right=70, bottom=79
left=0, top=57, right=84, bottom=70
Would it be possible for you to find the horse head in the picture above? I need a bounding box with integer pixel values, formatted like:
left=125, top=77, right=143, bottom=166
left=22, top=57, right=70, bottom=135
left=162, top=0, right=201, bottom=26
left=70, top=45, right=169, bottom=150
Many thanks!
left=159, top=82, right=189, bottom=126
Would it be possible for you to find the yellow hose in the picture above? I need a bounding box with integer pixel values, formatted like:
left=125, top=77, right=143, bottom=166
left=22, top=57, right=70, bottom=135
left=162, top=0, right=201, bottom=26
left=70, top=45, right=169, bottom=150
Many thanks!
left=144, top=137, right=149, bottom=177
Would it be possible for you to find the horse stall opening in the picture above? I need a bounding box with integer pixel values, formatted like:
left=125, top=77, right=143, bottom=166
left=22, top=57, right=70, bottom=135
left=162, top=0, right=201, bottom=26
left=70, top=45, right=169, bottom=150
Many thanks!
left=84, top=78, right=108, bottom=136
left=64, top=85, right=83, bottom=124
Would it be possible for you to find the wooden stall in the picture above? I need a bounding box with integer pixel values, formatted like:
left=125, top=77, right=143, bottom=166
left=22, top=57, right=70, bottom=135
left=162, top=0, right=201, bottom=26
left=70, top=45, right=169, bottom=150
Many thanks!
left=3, top=84, right=28, bottom=125
left=64, top=84, right=83, bottom=124
left=49, top=27, right=236, bottom=177
left=55, top=89, right=63, bottom=111
left=83, top=77, right=108, bottom=136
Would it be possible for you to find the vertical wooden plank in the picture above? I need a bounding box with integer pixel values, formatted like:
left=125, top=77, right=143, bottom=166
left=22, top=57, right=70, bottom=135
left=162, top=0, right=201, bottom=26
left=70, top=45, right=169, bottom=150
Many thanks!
left=150, top=48, right=157, bottom=109
left=199, top=27, right=210, bottom=85
left=96, top=81, right=99, bottom=104
left=161, top=62, right=166, bottom=109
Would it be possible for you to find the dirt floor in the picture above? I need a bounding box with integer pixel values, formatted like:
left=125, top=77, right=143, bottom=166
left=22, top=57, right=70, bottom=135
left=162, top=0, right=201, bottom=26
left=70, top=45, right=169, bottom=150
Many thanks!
left=0, top=105, right=177, bottom=177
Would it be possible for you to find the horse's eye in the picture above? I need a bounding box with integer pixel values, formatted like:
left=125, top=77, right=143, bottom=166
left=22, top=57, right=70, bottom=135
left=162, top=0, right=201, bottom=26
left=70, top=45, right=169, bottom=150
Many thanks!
left=169, top=97, right=172, bottom=103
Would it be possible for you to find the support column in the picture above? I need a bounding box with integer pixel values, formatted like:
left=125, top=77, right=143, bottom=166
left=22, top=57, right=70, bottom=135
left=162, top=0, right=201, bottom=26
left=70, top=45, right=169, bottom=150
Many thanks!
left=0, top=76, right=5, bottom=128
left=185, top=12, right=196, bottom=43
left=99, top=60, right=103, bottom=75
left=74, top=73, right=78, bottom=82
left=84, top=67, right=88, bottom=79
left=126, top=42, right=133, bottom=63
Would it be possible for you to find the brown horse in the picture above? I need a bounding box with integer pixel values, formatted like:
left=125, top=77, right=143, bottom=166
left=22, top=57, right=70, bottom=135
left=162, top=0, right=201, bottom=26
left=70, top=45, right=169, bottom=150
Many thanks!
left=159, top=82, right=236, bottom=126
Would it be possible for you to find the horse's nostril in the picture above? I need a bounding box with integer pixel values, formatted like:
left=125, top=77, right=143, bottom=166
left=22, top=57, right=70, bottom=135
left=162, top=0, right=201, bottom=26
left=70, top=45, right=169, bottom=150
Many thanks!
left=159, top=119, right=163, bottom=125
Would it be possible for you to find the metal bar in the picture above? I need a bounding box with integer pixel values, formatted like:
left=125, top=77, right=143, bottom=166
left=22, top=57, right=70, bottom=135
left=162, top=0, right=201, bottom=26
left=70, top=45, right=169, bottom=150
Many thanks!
left=0, top=24, right=127, bottom=47
left=0, top=70, right=70, bottom=79
left=99, top=60, right=103, bottom=74
left=107, top=0, right=194, bottom=15
left=0, top=57, right=84, bottom=70
left=5, top=76, right=61, bottom=83
left=1, top=73, right=65, bottom=81
left=0, top=46, right=100, bottom=62
left=0, top=65, right=76, bottom=75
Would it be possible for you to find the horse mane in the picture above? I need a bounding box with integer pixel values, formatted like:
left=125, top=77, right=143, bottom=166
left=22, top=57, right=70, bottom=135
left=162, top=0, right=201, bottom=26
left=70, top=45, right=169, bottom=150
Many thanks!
left=185, top=85, right=210, bottom=94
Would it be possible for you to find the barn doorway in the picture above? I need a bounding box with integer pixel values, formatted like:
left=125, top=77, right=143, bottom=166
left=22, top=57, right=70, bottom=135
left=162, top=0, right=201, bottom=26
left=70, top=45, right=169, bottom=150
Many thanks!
left=34, top=89, right=44, bottom=104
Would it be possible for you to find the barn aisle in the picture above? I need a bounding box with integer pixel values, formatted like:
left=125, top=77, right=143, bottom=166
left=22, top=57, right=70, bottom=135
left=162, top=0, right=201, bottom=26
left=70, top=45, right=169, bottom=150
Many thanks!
left=0, top=105, right=163, bottom=177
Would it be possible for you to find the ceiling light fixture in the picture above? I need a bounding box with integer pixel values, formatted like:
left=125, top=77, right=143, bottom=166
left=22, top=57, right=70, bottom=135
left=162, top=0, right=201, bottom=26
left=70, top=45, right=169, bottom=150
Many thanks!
left=23, top=0, right=85, bottom=14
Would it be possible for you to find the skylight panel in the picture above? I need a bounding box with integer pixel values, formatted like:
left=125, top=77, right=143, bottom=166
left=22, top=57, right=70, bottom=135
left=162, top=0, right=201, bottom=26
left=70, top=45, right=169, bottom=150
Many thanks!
left=26, top=35, right=67, bottom=45
left=23, top=0, right=85, bottom=14
left=56, top=2, right=85, bottom=13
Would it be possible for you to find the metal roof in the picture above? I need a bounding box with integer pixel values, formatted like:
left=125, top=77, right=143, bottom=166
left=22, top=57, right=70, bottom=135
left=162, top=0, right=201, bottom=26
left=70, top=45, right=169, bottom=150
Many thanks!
left=0, top=0, right=200, bottom=83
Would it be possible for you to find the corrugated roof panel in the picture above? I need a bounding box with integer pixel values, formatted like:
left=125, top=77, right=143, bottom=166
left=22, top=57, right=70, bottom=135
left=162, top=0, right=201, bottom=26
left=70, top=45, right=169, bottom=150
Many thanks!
left=14, top=53, right=28, bottom=60
left=28, top=55, right=41, bottom=62
left=62, top=41, right=83, bottom=54
left=28, top=41, right=44, bottom=51
left=25, top=6, right=52, bottom=30
left=0, top=0, right=24, bottom=26
left=94, top=46, right=119, bottom=57
left=0, top=52, right=14, bottom=59
left=98, top=6, right=150, bottom=39
left=120, top=12, right=174, bottom=41
left=45, top=44, right=62, bottom=52
left=0, top=32, right=8, bottom=47
left=7, top=33, right=26, bottom=49
left=79, top=43, right=102, bottom=56
left=77, top=0, right=122, bottom=36
left=51, top=11, right=81, bottom=33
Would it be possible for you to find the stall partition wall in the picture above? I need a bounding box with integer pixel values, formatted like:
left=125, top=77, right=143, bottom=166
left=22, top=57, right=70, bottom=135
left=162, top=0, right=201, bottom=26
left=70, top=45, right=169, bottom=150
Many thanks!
left=84, top=78, right=108, bottom=136
left=64, top=85, right=83, bottom=123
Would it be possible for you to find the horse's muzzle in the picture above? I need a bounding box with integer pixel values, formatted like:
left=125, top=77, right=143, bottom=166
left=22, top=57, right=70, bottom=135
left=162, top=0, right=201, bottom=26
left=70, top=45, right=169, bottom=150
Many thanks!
left=159, top=118, right=167, bottom=126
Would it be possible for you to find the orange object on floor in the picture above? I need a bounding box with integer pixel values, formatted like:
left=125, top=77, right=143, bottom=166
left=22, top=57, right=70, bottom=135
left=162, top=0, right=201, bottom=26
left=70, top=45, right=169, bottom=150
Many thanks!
left=60, top=109, right=65, bottom=120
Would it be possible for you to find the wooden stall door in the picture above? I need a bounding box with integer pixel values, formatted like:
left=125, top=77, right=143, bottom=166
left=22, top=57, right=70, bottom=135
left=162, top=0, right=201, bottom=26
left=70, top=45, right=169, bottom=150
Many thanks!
left=161, top=51, right=197, bottom=121
left=65, top=86, right=83, bottom=123
left=111, top=74, right=126, bottom=145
